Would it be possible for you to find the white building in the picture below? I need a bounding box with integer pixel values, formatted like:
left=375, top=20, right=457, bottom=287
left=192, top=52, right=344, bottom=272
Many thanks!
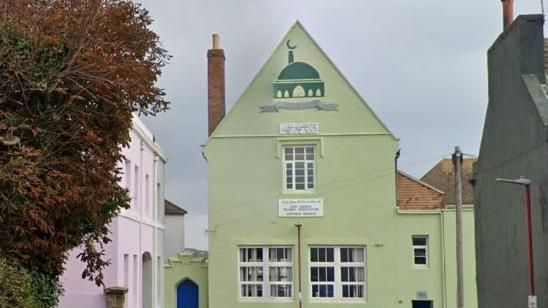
left=60, top=117, right=167, bottom=308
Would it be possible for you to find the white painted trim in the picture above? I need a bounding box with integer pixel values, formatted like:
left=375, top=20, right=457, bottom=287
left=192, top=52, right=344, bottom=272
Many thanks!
left=237, top=246, right=295, bottom=302
left=411, top=235, right=429, bottom=268
left=118, top=211, right=165, bottom=230
left=282, top=145, right=316, bottom=192
left=213, top=132, right=392, bottom=139
left=308, top=246, right=367, bottom=302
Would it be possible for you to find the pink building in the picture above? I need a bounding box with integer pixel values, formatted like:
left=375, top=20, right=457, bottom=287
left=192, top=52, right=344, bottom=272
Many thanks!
left=59, top=117, right=167, bottom=308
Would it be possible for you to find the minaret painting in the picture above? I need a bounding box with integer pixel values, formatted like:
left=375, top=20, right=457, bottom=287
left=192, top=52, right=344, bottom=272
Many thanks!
left=273, top=40, right=325, bottom=99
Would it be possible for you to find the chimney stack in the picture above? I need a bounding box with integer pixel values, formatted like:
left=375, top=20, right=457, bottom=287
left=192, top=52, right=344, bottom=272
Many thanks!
left=502, top=0, right=515, bottom=29
left=208, top=34, right=225, bottom=136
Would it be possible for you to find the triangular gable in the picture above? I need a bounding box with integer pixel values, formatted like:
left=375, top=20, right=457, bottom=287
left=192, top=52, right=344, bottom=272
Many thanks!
left=208, top=21, right=397, bottom=140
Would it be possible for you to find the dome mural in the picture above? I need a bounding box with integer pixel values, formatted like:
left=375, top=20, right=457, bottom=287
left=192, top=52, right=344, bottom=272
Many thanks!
left=273, top=40, right=325, bottom=99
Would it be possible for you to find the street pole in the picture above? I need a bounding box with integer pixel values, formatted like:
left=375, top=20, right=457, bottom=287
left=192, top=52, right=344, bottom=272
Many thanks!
left=495, top=177, right=536, bottom=308
left=295, top=224, right=303, bottom=308
left=525, top=184, right=536, bottom=303
left=452, top=146, right=464, bottom=308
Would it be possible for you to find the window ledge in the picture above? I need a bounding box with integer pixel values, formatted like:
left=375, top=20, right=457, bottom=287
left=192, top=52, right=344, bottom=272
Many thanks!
left=309, top=299, right=367, bottom=304
left=412, top=266, right=430, bottom=270
left=238, top=298, right=295, bottom=303
left=282, top=190, right=317, bottom=195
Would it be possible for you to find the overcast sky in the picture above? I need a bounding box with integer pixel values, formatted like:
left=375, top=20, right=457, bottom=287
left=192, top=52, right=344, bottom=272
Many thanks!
left=136, top=0, right=546, bottom=250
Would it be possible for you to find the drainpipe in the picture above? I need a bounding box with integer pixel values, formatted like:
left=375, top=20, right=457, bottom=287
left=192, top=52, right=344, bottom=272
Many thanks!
left=295, top=224, right=303, bottom=308
left=395, top=149, right=401, bottom=206
left=440, top=211, right=448, bottom=308
left=152, top=155, right=159, bottom=307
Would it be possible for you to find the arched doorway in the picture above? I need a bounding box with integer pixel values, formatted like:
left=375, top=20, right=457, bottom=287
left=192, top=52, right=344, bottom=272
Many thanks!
left=142, top=252, right=153, bottom=308
left=177, top=279, right=199, bottom=308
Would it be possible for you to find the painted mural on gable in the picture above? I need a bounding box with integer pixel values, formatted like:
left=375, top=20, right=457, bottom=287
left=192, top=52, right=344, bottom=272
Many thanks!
left=260, top=39, right=339, bottom=113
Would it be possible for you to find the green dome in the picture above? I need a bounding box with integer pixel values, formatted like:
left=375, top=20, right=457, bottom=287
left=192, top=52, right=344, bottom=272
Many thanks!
left=277, top=62, right=320, bottom=80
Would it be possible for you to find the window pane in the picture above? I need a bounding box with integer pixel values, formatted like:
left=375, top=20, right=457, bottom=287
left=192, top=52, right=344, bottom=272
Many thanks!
left=414, top=249, right=426, bottom=257
left=240, top=267, right=263, bottom=281
left=342, top=285, right=364, bottom=298
left=415, top=257, right=427, bottom=265
left=271, top=285, right=292, bottom=297
left=311, top=248, right=318, bottom=262
left=341, top=267, right=364, bottom=282
left=326, top=248, right=334, bottom=262
left=295, top=147, right=304, bottom=160
left=318, top=248, right=325, bottom=261
left=327, top=285, right=334, bottom=297
left=413, top=237, right=427, bottom=246
left=341, top=248, right=348, bottom=262
left=269, top=267, right=292, bottom=282
left=286, top=178, right=293, bottom=189
left=257, top=248, right=263, bottom=261
left=341, top=248, right=364, bottom=262
left=284, top=148, right=293, bottom=160
left=241, top=248, right=263, bottom=262
left=285, top=164, right=293, bottom=176
left=312, top=285, right=334, bottom=298
left=306, top=147, right=315, bottom=159
left=311, top=267, right=318, bottom=282
left=327, top=267, right=334, bottom=281
left=241, top=284, right=263, bottom=298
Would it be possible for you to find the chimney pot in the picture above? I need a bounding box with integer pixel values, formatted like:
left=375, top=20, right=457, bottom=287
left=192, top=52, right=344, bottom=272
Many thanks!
left=212, top=34, right=221, bottom=49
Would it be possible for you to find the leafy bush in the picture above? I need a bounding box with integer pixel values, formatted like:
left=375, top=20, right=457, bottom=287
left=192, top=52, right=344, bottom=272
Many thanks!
left=0, top=257, right=63, bottom=308
left=0, top=258, right=38, bottom=308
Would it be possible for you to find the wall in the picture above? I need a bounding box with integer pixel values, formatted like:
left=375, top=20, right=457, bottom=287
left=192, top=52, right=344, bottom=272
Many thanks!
left=164, top=252, right=209, bottom=308
left=59, top=117, right=167, bottom=308
left=395, top=209, right=477, bottom=308
left=165, top=215, right=185, bottom=258
left=475, top=14, right=548, bottom=308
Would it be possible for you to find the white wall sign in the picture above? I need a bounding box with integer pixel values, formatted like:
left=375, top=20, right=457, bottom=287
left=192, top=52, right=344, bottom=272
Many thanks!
left=416, top=291, right=428, bottom=300
left=278, top=199, right=323, bottom=217
left=279, top=122, right=319, bottom=135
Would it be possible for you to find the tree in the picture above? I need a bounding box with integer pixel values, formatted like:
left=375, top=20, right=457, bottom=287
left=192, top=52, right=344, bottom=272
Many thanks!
left=0, top=0, right=170, bottom=291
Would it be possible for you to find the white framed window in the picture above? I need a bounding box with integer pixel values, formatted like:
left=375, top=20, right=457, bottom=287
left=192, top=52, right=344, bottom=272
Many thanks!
left=309, top=247, right=366, bottom=301
left=124, top=159, right=131, bottom=190
left=412, top=235, right=428, bottom=267
left=134, top=165, right=139, bottom=209
left=239, top=247, right=293, bottom=299
left=283, top=145, right=316, bottom=191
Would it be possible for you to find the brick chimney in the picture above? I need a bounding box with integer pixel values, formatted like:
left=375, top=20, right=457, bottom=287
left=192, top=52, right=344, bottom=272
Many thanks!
left=207, top=34, right=225, bottom=136
left=502, top=0, right=514, bottom=29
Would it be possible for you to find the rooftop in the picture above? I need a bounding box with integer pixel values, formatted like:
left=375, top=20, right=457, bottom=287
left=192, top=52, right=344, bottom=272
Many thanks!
left=165, top=199, right=187, bottom=216
left=420, top=158, right=476, bottom=205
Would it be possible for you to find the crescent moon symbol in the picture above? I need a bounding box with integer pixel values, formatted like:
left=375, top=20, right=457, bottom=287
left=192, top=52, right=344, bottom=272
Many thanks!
left=286, top=39, right=297, bottom=50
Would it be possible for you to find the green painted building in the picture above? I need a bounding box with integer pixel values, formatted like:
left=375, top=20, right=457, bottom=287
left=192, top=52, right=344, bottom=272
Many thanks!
left=166, top=22, right=477, bottom=308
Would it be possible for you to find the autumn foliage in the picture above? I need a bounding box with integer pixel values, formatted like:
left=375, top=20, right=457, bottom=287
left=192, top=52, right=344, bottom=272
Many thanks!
left=0, top=0, right=169, bottom=288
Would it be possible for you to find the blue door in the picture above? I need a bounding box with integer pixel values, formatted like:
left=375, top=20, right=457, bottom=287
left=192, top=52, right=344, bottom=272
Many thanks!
left=177, top=280, right=199, bottom=308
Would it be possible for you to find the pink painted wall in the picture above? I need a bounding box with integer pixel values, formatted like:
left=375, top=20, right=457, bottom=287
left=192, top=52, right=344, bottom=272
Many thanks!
left=59, top=118, right=167, bottom=308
